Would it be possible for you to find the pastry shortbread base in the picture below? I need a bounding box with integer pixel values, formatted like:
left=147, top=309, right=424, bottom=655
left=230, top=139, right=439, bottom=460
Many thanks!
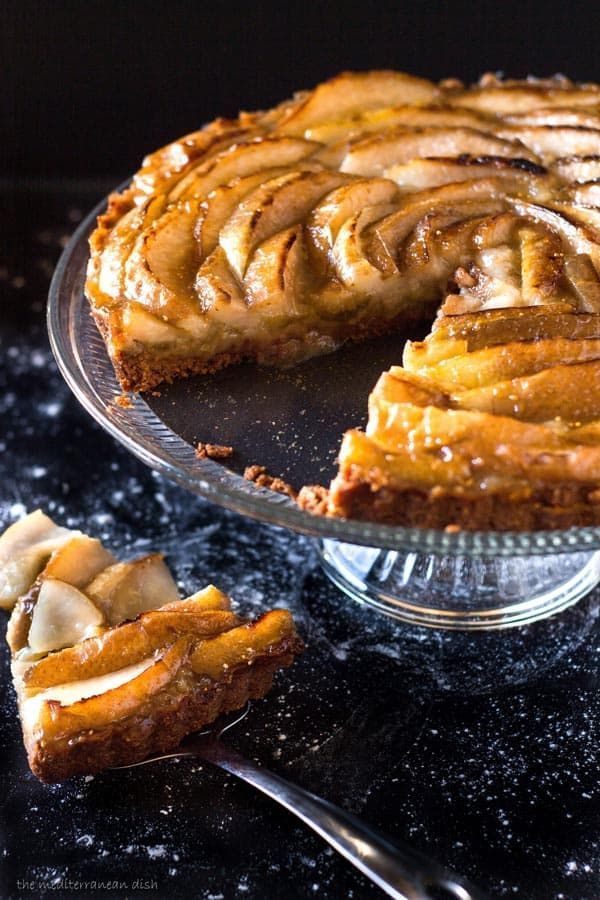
left=324, top=476, right=600, bottom=531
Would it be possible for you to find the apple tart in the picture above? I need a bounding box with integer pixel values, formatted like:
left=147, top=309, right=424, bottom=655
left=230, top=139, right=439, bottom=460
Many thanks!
left=86, top=70, right=600, bottom=529
left=1, top=511, right=302, bottom=782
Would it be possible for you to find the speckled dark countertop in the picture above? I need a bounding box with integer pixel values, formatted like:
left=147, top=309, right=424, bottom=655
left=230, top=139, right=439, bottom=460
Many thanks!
left=1, top=183, right=600, bottom=900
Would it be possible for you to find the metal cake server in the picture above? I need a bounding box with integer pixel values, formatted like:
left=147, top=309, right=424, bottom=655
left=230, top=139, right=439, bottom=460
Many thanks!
left=116, top=704, right=487, bottom=900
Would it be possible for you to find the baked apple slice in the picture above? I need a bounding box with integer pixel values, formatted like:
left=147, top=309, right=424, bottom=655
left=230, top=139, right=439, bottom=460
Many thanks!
left=278, top=70, right=438, bottom=136
left=448, top=81, right=600, bottom=114
left=220, top=169, right=348, bottom=279
left=456, top=359, right=600, bottom=422
left=388, top=156, right=552, bottom=197
left=169, top=137, right=320, bottom=203
left=195, top=167, right=297, bottom=259
left=304, top=104, right=487, bottom=144
left=341, top=127, right=537, bottom=177
left=553, top=155, right=600, bottom=183
left=410, top=337, right=600, bottom=389
left=496, top=125, right=600, bottom=160
left=0, top=511, right=81, bottom=610
left=85, top=553, right=180, bottom=625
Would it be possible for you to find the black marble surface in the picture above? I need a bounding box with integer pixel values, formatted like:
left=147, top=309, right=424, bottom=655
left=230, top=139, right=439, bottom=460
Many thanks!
left=1, top=183, right=600, bottom=900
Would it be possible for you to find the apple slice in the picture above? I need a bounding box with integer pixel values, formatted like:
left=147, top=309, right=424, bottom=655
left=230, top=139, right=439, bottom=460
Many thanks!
left=505, top=108, right=600, bottom=129
left=244, top=225, right=308, bottom=317
left=23, top=607, right=240, bottom=691
left=40, top=535, right=115, bottom=588
left=220, top=170, right=348, bottom=279
left=456, top=360, right=600, bottom=422
left=162, top=584, right=231, bottom=612
left=35, top=636, right=192, bottom=739
left=194, top=246, right=247, bottom=318
left=415, top=306, right=600, bottom=363
left=518, top=224, right=564, bottom=305
left=331, top=203, right=400, bottom=293
left=27, top=579, right=105, bottom=654
left=341, top=127, right=537, bottom=177
left=133, top=123, right=257, bottom=198
left=85, top=553, right=180, bottom=625
left=496, top=125, right=600, bottom=160
left=140, top=200, right=202, bottom=294
left=93, top=196, right=167, bottom=304
left=383, top=156, right=550, bottom=194
left=553, top=155, right=600, bottom=183
left=565, top=254, right=600, bottom=312
left=190, top=609, right=297, bottom=679
left=304, top=104, right=489, bottom=144
left=414, top=337, right=600, bottom=389
left=278, top=71, right=438, bottom=136
left=119, top=302, right=191, bottom=346
left=195, top=167, right=293, bottom=259
left=169, top=137, right=319, bottom=203
left=0, top=511, right=79, bottom=610
left=567, top=181, right=600, bottom=206
left=509, top=199, right=600, bottom=265
left=371, top=185, right=508, bottom=272
left=307, top=178, right=400, bottom=260
left=449, top=84, right=600, bottom=114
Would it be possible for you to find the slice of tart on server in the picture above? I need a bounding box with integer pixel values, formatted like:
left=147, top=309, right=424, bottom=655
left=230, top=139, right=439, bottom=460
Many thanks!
left=1, top=511, right=302, bottom=782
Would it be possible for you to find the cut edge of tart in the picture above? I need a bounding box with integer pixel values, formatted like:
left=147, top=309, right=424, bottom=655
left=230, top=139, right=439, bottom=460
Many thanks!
left=2, top=511, right=303, bottom=782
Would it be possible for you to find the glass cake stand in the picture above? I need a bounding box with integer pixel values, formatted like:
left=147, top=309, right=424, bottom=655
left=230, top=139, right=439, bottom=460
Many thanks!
left=48, top=199, right=600, bottom=630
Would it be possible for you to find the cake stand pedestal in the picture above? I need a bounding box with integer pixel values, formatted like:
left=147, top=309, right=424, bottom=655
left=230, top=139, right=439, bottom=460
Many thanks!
left=318, top=540, right=600, bottom=629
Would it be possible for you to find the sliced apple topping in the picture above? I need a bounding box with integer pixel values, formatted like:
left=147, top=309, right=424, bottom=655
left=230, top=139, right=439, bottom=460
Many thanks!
left=27, top=579, right=106, bottom=654
left=195, top=167, right=293, bottom=259
left=564, top=254, right=600, bottom=312
left=278, top=71, right=439, bottom=136
left=41, top=535, right=116, bottom=588
left=23, top=606, right=240, bottom=690
left=304, top=104, right=487, bottom=144
left=0, top=511, right=79, bottom=610
left=331, top=203, right=400, bottom=293
left=85, top=553, right=180, bottom=625
left=553, top=155, right=600, bottom=183
left=220, top=170, right=348, bottom=279
left=383, top=156, right=550, bottom=195
left=244, top=225, right=308, bottom=317
left=307, top=178, right=400, bottom=259
left=449, top=84, right=600, bottom=115
left=169, top=137, right=320, bottom=203
left=341, top=128, right=537, bottom=177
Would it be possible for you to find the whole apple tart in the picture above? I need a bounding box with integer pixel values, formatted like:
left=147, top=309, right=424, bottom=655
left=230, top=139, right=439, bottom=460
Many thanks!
left=86, top=70, right=600, bottom=530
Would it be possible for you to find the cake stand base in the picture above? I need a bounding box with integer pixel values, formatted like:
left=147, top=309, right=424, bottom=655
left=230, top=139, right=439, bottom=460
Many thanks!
left=318, top=539, right=600, bottom=629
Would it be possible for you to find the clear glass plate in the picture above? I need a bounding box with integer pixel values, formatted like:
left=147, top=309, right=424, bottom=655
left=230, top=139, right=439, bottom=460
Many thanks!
left=47, top=196, right=600, bottom=628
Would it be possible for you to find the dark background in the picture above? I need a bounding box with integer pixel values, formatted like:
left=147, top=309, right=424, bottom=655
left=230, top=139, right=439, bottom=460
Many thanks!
left=3, top=0, right=599, bottom=180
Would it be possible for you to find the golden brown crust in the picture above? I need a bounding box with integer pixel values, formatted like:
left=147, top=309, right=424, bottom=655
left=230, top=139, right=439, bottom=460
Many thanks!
left=195, top=442, right=234, bottom=460
left=243, top=465, right=297, bottom=500
left=326, top=470, right=600, bottom=531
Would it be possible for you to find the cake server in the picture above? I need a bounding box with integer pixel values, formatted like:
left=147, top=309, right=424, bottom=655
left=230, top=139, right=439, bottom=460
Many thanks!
left=116, top=703, right=487, bottom=900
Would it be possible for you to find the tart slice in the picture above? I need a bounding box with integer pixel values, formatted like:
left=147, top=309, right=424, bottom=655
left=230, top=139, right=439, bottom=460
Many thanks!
left=2, top=511, right=302, bottom=782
